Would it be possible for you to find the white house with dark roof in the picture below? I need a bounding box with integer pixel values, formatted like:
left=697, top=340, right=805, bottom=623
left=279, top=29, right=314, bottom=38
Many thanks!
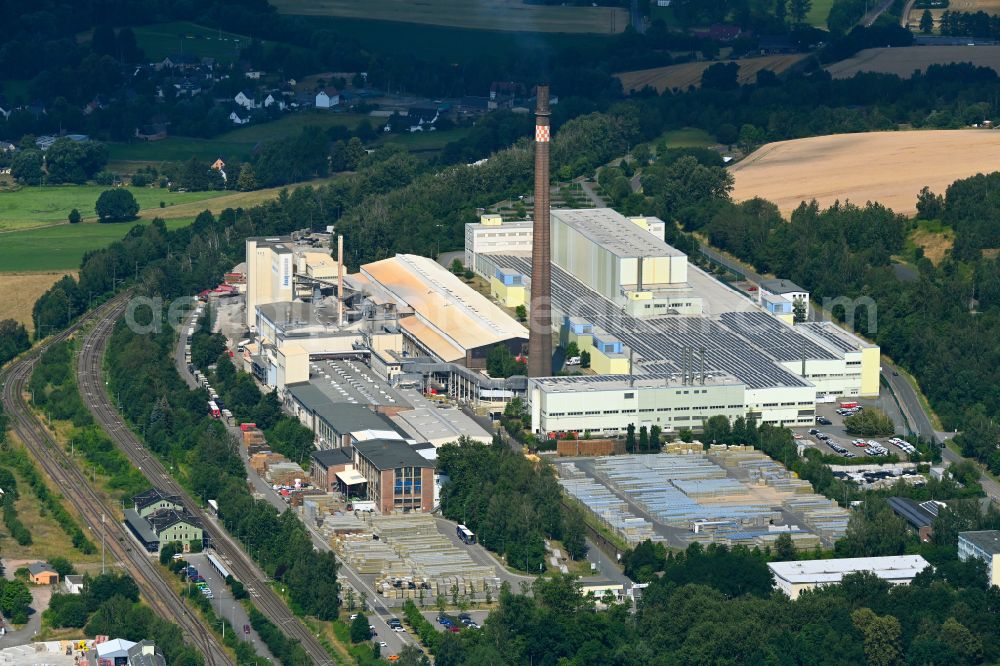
left=315, top=87, right=340, bottom=108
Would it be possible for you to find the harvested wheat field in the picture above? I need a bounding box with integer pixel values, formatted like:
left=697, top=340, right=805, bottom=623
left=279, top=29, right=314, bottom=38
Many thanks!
left=616, top=55, right=807, bottom=93
left=826, top=45, right=1000, bottom=79
left=918, top=0, right=1000, bottom=31
left=729, top=130, right=1000, bottom=216
left=0, top=272, right=76, bottom=333
left=269, top=0, right=627, bottom=33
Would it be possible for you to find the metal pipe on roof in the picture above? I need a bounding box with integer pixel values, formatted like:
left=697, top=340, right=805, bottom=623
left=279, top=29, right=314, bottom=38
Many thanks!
left=700, top=346, right=706, bottom=385
left=338, top=234, right=345, bottom=328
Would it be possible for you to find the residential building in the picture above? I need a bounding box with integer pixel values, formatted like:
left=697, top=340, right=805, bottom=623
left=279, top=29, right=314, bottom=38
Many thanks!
left=352, top=439, right=435, bottom=513
left=133, top=488, right=184, bottom=519
left=958, top=530, right=1000, bottom=587
left=768, top=555, right=931, bottom=599
left=316, top=87, right=340, bottom=108
left=234, top=90, right=257, bottom=110
left=27, top=562, right=59, bottom=585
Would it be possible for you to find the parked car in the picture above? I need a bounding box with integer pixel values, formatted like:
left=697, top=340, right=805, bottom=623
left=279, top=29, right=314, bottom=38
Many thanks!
left=817, top=417, right=832, bottom=425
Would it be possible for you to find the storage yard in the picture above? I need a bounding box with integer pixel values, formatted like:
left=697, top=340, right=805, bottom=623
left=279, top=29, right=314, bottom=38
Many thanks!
left=729, top=130, right=1000, bottom=216
left=561, top=449, right=849, bottom=549
left=317, top=512, right=501, bottom=605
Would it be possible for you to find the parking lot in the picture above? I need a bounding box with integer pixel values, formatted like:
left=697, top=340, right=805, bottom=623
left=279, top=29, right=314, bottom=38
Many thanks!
left=791, top=402, right=914, bottom=460
left=182, top=552, right=274, bottom=660
left=419, top=610, right=490, bottom=633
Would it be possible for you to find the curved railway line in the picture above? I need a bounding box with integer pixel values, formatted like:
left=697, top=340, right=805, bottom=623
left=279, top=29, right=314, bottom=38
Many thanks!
left=77, top=300, right=334, bottom=665
left=0, top=296, right=232, bottom=666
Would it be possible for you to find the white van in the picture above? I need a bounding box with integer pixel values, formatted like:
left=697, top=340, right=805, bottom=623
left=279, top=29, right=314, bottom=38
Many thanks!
left=565, top=356, right=581, bottom=366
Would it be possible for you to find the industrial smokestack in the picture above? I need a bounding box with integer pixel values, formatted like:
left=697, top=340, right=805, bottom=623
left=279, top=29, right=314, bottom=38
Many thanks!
left=528, top=84, right=553, bottom=377
left=337, top=235, right=344, bottom=327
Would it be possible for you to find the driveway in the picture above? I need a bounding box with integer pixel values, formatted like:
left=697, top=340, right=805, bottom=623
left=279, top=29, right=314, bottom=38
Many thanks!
left=0, top=561, right=53, bottom=648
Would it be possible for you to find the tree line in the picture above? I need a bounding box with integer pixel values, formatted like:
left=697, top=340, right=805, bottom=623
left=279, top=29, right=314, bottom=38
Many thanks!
left=44, top=571, right=206, bottom=665
left=398, top=546, right=1000, bottom=666
left=106, top=304, right=341, bottom=622
left=437, top=437, right=588, bottom=570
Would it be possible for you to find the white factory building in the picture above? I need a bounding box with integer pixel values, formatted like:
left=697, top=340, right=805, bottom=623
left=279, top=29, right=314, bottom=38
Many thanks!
left=358, top=254, right=528, bottom=368
left=768, top=555, right=931, bottom=599
left=464, top=208, right=881, bottom=437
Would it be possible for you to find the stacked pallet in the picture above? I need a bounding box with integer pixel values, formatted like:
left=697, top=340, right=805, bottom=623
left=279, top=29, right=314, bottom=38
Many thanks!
left=782, top=496, right=850, bottom=542
left=267, top=462, right=307, bottom=485
left=249, top=452, right=285, bottom=475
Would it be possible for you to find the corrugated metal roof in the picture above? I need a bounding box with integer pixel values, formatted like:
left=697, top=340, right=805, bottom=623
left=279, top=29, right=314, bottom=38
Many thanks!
left=399, top=317, right=464, bottom=362
left=361, top=254, right=527, bottom=358
left=768, top=555, right=930, bottom=584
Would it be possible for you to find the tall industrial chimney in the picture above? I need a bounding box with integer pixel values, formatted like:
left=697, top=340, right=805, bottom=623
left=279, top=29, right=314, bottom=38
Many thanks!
left=528, top=85, right=553, bottom=378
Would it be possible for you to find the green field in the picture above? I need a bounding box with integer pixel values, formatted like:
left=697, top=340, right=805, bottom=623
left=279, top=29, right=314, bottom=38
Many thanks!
left=107, top=111, right=374, bottom=163
left=299, top=15, right=609, bottom=59
left=0, top=186, right=230, bottom=231
left=806, top=0, right=835, bottom=28
left=132, top=21, right=254, bottom=63
left=0, top=218, right=195, bottom=272
left=659, top=128, right=717, bottom=148
left=107, top=113, right=473, bottom=164
left=382, top=127, right=472, bottom=153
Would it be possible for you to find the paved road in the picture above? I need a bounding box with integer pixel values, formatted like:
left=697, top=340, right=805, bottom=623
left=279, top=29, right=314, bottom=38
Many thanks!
left=0, top=584, right=50, bottom=649
left=184, top=553, right=276, bottom=661
left=431, top=516, right=535, bottom=587
left=577, top=180, right=607, bottom=208
left=862, top=0, right=896, bottom=26
left=176, top=305, right=414, bottom=657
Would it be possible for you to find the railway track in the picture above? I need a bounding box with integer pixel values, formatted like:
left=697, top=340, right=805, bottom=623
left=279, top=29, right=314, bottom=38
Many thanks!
left=0, top=296, right=232, bottom=666
left=77, top=300, right=334, bottom=665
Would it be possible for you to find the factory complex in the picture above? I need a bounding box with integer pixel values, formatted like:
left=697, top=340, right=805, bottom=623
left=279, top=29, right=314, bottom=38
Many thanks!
left=234, top=200, right=878, bottom=452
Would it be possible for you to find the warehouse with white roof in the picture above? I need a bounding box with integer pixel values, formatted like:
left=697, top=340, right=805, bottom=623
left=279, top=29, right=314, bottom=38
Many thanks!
left=360, top=254, right=528, bottom=367
left=768, top=555, right=931, bottom=599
